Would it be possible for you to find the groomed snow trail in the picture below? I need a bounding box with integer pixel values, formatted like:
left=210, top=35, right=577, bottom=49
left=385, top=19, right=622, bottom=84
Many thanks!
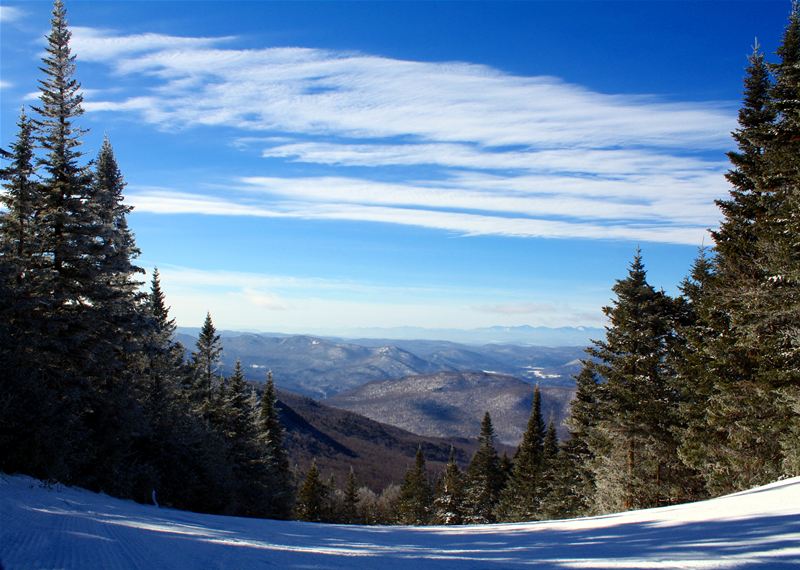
left=1, top=475, right=799, bottom=569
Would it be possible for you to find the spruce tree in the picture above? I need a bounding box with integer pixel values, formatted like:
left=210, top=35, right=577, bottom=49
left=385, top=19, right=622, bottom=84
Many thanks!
left=190, top=312, right=223, bottom=417
left=295, top=460, right=327, bottom=522
left=31, top=0, right=97, bottom=357
left=0, top=110, right=49, bottom=477
left=260, top=371, right=294, bottom=518
left=342, top=467, right=360, bottom=524
left=587, top=250, right=685, bottom=512
left=757, top=1, right=800, bottom=480
left=398, top=447, right=432, bottom=525
left=557, top=365, right=601, bottom=516
left=432, top=447, right=465, bottom=525
left=82, top=137, right=147, bottom=393
left=0, top=110, right=39, bottom=289
left=498, top=385, right=547, bottom=521
left=699, top=7, right=800, bottom=491
left=220, top=361, right=264, bottom=515
left=463, top=412, right=503, bottom=523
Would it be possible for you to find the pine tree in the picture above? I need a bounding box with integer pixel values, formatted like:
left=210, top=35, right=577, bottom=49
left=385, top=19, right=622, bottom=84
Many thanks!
left=760, top=1, right=800, bottom=478
left=142, top=269, right=186, bottom=405
left=556, top=365, right=601, bottom=516
left=295, top=460, right=327, bottom=522
left=587, top=250, right=685, bottom=512
left=190, top=312, right=223, bottom=417
left=671, top=250, right=721, bottom=498
left=0, top=110, right=50, bottom=477
left=89, top=137, right=144, bottom=349
left=31, top=0, right=97, bottom=352
left=432, top=447, right=465, bottom=525
left=398, top=447, right=432, bottom=525
left=699, top=7, right=800, bottom=491
left=260, top=371, right=294, bottom=519
left=0, top=110, right=40, bottom=290
left=498, top=386, right=547, bottom=521
left=342, top=467, right=360, bottom=524
left=219, top=361, right=264, bottom=515
left=463, top=412, right=503, bottom=523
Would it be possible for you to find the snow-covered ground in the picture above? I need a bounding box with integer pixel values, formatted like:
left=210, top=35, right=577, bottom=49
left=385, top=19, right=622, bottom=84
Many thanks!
left=1, top=474, right=799, bottom=569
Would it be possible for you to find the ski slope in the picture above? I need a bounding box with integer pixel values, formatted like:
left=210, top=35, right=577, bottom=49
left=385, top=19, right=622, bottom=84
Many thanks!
left=1, top=474, right=799, bottom=569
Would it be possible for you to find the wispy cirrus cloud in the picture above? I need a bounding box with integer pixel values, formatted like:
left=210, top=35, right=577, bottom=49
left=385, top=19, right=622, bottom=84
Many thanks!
left=0, top=6, right=24, bottom=23
left=129, top=185, right=709, bottom=245
left=74, top=26, right=734, bottom=245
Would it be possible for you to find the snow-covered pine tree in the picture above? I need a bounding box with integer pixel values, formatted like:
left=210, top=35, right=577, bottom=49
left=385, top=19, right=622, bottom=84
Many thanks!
left=398, top=447, right=432, bottom=525
left=587, top=250, right=686, bottom=512
left=190, top=312, right=223, bottom=418
left=497, top=385, right=546, bottom=521
left=759, top=1, right=800, bottom=478
left=342, top=467, right=360, bottom=524
left=88, top=137, right=145, bottom=377
left=295, top=460, right=328, bottom=522
left=555, top=365, right=601, bottom=516
left=221, top=360, right=265, bottom=515
left=463, top=412, right=503, bottom=523
left=432, top=447, right=465, bottom=525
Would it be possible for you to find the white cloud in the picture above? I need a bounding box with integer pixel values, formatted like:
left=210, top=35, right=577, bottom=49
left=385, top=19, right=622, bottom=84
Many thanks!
left=238, top=173, right=723, bottom=228
left=0, top=6, right=24, bottom=23
left=76, top=26, right=733, bottom=245
left=70, top=27, right=231, bottom=62
left=77, top=32, right=734, bottom=148
left=0, top=80, right=12, bottom=90
left=129, top=186, right=710, bottom=245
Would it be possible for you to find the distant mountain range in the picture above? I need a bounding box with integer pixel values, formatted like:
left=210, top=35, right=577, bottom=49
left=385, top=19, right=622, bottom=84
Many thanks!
left=330, top=325, right=605, bottom=346
left=325, top=371, right=575, bottom=446
left=176, top=329, right=589, bottom=399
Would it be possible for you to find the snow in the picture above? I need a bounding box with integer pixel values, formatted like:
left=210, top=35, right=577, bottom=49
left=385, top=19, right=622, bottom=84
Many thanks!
left=1, top=474, right=799, bottom=569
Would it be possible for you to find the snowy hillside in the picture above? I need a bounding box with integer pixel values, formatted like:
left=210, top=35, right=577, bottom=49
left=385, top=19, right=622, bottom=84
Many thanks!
left=1, top=475, right=799, bottom=569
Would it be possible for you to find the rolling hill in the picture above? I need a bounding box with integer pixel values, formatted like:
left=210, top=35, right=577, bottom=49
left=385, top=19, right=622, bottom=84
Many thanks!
left=325, top=371, right=575, bottom=446
left=276, top=389, right=488, bottom=491
left=177, top=330, right=586, bottom=399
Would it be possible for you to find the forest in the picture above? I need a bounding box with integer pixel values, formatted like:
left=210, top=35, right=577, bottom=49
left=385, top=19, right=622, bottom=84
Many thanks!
left=0, top=0, right=798, bottom=526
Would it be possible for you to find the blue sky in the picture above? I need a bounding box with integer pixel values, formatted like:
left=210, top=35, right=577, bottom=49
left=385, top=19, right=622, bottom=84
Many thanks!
left=0, top=1, right=792, bottom=335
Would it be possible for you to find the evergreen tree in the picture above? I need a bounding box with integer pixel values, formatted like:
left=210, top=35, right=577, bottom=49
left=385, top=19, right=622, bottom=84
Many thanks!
left=671, top=250, right=721, bottom=498
left=557, top=365, right=601, bottom=516
left=432, top=447, right=465, bottom=525
left=587, top=250, right=685, bottom=512
left=30, top=0, right=98, bottom=371
left=220, top=361, right=264, bottom=514
left=398, top=447, right=432, bottom=525
left=463, top=412, right=503, bottom=523
left=295, top=460, right=327, bottom=522
left=142, top=269, right=186, bottom=407
left=190, top=312, right=223, bottom=417
left=260, top=371, right=294, bottom=519
left=0, top=110, right=39, bottom=291
left=498, top=386, right=547, bottom=521
left=342, top=467, right=360, bottom=524
left=88, top=137, right=144, bottom=364
left=760, top=1, right=800, bottom=479
left=699, top=7, right=800, bottom=491
left=0, top=111, right=47, bottom=476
